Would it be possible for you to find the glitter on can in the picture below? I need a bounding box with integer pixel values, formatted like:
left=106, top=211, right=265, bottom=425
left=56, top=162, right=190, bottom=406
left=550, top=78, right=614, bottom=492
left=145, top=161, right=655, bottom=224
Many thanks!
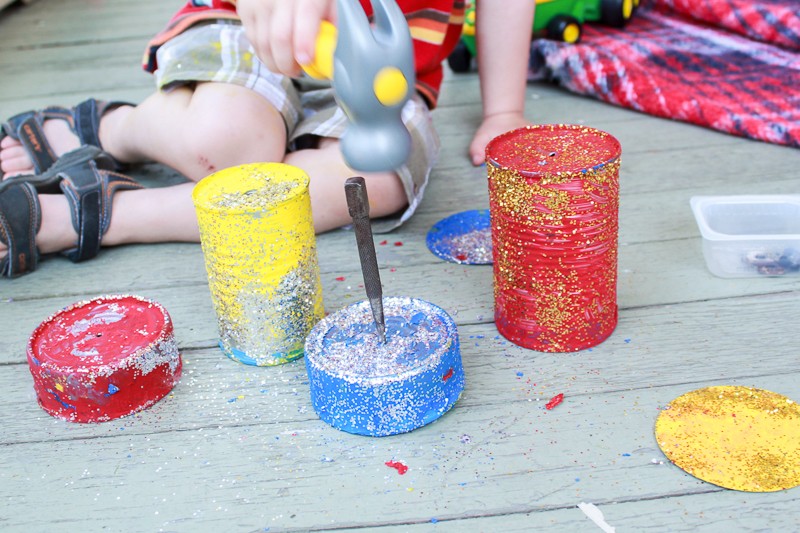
left=304, top=297, right=464, bottom=437
left=26, top=295, right=182, bottom=423
left=656, top=386, right=800, bottom=492
left=192, top=163, right=325, bottom=366
left=426, top=209, right=493, bottom=265
left=486, top=124, right=621, bottom=352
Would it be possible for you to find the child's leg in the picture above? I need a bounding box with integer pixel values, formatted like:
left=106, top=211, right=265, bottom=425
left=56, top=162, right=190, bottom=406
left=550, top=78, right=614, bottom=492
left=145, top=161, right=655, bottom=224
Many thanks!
left=2, top=83, right=287, bottom=183
left=2, top=144, right=403, bottom=264
left=104, top=83, right=288, bottom=181
left=0, top=82, right=292, bottom=266
left=25, top=183, right=199, bottom=256
left=103, top=132, right=407, bottom=241
left=1, top=83, right=416, bottom=264
left=285, top=138, right=407, bottom=233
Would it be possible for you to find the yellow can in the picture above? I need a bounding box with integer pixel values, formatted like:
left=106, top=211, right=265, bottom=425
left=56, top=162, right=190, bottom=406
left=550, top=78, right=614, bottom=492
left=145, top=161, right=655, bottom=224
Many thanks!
left=192, top=163, right=324, bottom=366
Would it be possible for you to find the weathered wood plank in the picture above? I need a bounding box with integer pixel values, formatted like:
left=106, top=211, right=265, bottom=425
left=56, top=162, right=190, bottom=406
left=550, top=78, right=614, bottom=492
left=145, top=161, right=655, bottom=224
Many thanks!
left=4, top=289, right=799, bottom=441
left=1, top=370, right=797, bottom=531
left=0, top=0, right=173, bottom=46
left=2, top=234, right=800, bottom=365
left=383, top=492, right=800, bottom=531
left=2, top=0, right=799, bottom=531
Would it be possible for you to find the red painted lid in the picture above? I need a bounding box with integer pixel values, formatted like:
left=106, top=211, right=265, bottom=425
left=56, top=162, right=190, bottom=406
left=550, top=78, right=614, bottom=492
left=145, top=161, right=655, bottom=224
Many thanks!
left=29, top=295, right=170, bottom=371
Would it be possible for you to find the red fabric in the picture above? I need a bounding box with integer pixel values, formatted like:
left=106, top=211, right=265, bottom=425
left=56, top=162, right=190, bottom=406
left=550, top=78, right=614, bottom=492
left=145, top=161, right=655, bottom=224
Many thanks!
left=650, top=0, right=800, bottom=51
left=528, top=1, right=800, bottom=148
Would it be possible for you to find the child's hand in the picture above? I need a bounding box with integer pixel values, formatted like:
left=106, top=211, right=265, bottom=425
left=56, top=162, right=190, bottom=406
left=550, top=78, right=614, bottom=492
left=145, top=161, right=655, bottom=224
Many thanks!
left=469, top=112, right=532, bottom=166
left=237, top=0, right=337, bottom=78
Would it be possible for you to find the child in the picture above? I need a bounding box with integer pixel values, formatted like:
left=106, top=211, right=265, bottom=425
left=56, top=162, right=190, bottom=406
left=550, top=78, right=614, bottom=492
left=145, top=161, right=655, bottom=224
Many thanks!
left=0, top=0, right=534, bottom=278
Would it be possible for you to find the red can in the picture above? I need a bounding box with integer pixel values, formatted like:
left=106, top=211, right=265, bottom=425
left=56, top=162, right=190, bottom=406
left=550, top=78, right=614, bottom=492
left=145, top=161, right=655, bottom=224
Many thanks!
left=486, top=125, right=621, bottom=352
left=27, top=295, right=182, bottom=423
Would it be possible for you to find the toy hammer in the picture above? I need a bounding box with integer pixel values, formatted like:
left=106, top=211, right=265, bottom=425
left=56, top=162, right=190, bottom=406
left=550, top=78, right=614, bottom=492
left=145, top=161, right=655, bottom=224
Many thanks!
left=301, top=0, right=415, bottom=172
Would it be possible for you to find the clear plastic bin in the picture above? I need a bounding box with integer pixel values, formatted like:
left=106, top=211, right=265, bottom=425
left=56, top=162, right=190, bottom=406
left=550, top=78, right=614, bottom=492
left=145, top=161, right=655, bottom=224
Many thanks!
left=690, top=195, right=800, bottom=278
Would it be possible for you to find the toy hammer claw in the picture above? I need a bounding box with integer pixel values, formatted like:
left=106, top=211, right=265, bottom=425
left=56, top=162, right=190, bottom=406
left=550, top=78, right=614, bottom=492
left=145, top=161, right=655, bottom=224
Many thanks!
left=301, top=0, right=415, bottom=172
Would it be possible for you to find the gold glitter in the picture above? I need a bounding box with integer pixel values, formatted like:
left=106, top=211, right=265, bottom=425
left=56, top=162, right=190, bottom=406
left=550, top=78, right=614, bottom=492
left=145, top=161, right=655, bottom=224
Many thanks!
left=656, top=385, right=800, bottom=492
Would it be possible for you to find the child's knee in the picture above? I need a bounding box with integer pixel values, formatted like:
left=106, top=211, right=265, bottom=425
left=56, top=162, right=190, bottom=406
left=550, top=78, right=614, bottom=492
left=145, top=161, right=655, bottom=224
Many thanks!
left=183, top=108, right=287, bottom=174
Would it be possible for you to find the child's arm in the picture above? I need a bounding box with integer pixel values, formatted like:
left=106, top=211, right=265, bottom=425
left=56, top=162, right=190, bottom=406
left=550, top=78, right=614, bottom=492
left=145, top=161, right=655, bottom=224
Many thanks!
left=236, top=0, right=337, bottom=78
left=470, top=0, right=535, bottom=165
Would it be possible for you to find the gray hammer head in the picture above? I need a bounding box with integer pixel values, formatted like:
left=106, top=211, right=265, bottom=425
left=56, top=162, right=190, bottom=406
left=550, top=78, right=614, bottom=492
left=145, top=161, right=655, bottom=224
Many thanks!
left=333, top=0, right=415, bottom=172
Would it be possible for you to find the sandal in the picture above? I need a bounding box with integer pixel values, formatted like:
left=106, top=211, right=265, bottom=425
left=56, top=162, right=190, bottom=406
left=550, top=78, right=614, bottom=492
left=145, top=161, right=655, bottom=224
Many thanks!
left=1, top=98, right=132, bottom=176
left=0, top=180, right=41, bottom=278
left=0, top=145, right=143, bottom=278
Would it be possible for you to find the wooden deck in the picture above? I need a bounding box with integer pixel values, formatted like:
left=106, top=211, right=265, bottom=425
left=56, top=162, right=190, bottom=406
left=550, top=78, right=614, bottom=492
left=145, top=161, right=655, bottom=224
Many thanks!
left=2, top=1, right=799, bottom=531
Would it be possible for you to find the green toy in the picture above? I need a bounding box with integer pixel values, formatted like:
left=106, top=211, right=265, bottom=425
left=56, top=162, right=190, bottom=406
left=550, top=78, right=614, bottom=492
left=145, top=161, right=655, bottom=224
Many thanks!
left=448, top=0, right=639, bottom=73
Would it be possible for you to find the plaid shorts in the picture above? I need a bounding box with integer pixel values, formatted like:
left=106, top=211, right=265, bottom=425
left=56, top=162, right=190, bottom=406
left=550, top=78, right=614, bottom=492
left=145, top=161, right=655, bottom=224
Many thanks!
left=154, top=22, right=440, bottom=232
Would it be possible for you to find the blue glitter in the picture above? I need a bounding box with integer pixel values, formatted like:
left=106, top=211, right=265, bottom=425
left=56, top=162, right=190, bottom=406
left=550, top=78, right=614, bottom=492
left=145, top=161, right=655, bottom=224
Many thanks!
left=47, top=389, right=76, bottom=411
left=426, top=210, right=493, bottom=264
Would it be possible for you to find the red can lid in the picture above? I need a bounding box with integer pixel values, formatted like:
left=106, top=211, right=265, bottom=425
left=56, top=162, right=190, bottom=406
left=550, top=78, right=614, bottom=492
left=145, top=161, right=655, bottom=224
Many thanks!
left=30, top=295, right=169, bottom=371
left=27, top=295, right=181, bottom=423
left=486, top=124, right=621, bottom=176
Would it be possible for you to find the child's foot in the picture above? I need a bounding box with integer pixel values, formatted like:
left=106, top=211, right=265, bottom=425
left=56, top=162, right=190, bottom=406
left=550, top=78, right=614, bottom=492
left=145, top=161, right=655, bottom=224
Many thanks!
left=1, top=99, right=132, bottom=179
left=0, top=188, right=79, bottom=277
left=0, top=120, right=80, bottom=178
left=0, top=194, right=77, bottom=254
left=0, top=145, right=142, bottom=278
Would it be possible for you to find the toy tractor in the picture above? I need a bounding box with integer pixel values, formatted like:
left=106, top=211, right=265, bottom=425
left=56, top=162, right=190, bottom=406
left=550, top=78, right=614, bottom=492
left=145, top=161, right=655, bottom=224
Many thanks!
left=448, top=0, right=639, bottom=73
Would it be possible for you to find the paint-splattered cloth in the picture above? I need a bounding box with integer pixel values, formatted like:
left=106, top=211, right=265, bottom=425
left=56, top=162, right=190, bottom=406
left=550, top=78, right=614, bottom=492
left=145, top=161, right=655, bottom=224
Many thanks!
left=528, top=0, right=800, bottom=148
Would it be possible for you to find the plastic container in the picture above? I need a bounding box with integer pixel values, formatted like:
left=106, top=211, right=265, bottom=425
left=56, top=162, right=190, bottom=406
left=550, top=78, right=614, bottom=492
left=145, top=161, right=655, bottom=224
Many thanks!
left=690, top=195, right=800, bottom=278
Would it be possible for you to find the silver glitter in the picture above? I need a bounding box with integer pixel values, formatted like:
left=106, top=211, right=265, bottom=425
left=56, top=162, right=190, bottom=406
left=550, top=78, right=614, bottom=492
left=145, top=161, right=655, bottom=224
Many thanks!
left=440, top=227, right=493, bottom=264
left=309, top=297, right=454, bottom=381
